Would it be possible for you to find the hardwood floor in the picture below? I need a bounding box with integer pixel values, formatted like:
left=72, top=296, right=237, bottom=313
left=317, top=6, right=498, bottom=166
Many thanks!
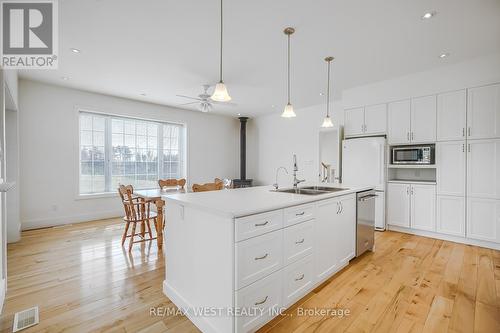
left=0, top=218, right=499, bottom=333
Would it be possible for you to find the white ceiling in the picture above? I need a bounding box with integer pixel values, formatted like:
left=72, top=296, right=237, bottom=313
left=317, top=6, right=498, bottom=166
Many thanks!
left=19, top=0, right=500, bottom=117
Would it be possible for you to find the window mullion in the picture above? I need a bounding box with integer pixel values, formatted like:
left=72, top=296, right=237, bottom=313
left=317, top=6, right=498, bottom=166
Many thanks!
left=104, top=117, right=112, bottom=192
left=158, top=124, right=164, bottom=179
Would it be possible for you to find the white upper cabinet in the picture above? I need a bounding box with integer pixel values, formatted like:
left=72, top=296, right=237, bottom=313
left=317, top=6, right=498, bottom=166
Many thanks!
left=467, top=84, right=500, bottom=140
left=411, top=184, right=436, bottom=232
left=467, top=139, right=500, bottom=199
left=388, top=100, right=411, bottom=144
left=344, top=107, right=364, bottom=137
left=411, top=95, right=437, bottom=143
left=364, top=104, right=387, bottom=135
left=387, top=183, right=410, bottom=227
left=345, top=105, right=387, bottom=137
left=436, top=141, right=466, bottom=196
left=437, top=90, right=466, bottom=141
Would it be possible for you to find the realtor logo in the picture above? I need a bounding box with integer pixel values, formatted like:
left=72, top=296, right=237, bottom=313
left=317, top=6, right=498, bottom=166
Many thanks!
left=1, top=0, right=58, bottom=69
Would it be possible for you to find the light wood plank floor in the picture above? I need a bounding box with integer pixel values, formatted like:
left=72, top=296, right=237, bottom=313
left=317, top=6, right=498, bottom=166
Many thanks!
left=0, top=218, right=499, bottom=333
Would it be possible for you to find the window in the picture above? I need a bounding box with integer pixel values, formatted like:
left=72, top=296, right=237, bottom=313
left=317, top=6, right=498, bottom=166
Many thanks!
left=79, top=112, right=185, bottom=195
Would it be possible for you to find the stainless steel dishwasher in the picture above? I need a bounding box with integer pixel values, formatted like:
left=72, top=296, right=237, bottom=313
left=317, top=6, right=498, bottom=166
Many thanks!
left=356, top=190, right=376, bottom=256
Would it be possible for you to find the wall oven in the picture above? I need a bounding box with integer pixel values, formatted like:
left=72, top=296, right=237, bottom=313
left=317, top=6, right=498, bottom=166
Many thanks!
left=391, top=145, right=435, bottom=165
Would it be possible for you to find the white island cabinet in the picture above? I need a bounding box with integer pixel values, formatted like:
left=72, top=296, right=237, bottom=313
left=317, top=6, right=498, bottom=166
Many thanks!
left=162, top=184, right=373, bottom=333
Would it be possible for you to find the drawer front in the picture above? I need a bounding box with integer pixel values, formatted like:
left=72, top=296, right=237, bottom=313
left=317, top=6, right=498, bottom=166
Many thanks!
left=283, top=255, right=313, bottom=307
left=235, top=210, right=284, bottom=242
left=284, top=203, right=315, bottom=227
left=235, top=269, right=283, bottom=333
left=283, top=220, right=314, bottom=265
left=235, top=230, right=284, bottom=289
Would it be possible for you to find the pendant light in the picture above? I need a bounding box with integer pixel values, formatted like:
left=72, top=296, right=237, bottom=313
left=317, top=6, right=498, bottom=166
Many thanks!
left=281, top=27, right=296, bottom=118
left=321, top=56, right=334, bottom=128
left=211, top=0, right=231, bottom=102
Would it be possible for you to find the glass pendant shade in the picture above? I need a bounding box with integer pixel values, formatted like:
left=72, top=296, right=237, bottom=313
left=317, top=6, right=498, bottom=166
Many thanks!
left=281, top=103, right=296, bottom=118
left=211, top=81, right=231, bottom=102
left=321, top=115, right=334, bottom=128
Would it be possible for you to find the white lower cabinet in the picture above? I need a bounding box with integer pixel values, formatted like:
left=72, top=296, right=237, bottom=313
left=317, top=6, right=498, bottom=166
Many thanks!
left=387, top=182, right=436, bottom=231
left=235, top=269, right=283, bottom=333
left=437, top=195, right=465, bottom=237
left=283, top=255, right=313, bottom=307
left=235, top=193, right=357, bottom=332
left=467, top=197, right=500, bottom=243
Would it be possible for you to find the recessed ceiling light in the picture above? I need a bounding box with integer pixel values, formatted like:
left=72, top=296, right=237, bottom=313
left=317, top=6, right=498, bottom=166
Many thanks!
left=140, top=93, right=146, bottom=96
left=439, top=53, right=450, bottom=59
left=421, top=11, right=436, bottom=19
left=319, top=92, right=325, bottom=96
left=271, top=105, right=276, bottom=108
left=70, top=48, right=81, bottom=53
left=61, top=76, right=70, bottom=80
left=237, top=113, right=241, bottom=116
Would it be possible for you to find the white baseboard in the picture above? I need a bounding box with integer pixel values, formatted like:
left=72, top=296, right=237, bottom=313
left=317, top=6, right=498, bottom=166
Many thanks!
left=388, top=225, right=500, bottom=250
left=0, top=278, right=5, bottom=314
left=21, top=210, right=123, bottom=230
left=163, top=280, right=222, bottom=333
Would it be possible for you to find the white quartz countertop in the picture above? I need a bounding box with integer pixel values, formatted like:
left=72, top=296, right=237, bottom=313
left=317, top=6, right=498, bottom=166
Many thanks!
left=162, top=183, right=374, bottom=218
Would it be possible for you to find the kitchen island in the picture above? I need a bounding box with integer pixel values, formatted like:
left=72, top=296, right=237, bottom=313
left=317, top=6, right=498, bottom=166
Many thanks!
left=162, top=184, right=374, bottom=333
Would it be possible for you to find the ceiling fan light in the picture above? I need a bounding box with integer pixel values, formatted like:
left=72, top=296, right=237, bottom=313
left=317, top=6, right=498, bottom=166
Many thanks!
left=321, top=115, right=334, bottom=128
left=211, top=81, right=232, bottom=102
left=281, top=103, right=296, bottom=118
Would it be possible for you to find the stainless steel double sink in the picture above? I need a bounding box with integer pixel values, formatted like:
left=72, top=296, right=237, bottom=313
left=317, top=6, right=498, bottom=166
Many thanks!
left=272, top=186, right=348, bottom=195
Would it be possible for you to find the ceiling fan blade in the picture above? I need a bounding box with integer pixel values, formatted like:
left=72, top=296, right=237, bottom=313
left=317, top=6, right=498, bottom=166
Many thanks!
left=178, top=102, right=199, bottom=106
left=210, top=100, right=238, bottom=106
left=176, top=95, right=203, bottom=101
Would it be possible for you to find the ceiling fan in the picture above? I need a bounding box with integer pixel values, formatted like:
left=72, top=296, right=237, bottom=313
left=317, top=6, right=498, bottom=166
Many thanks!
left=176, top=84, right=237, bottom=113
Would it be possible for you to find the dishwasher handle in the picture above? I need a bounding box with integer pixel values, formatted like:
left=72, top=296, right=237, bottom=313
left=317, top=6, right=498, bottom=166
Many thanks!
left=358, top=194, right=377, bottom=202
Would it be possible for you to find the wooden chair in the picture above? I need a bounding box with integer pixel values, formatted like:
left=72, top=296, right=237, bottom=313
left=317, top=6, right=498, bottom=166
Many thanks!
left=192, top=178, right=224, bottom=192
left=158, top=178, right=186, bottom=189
left=118, top=185, right=157, bottom=251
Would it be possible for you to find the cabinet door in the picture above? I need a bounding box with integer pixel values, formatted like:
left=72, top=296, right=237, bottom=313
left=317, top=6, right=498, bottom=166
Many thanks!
left=388, top=100, right=411, bottom=144
left=467, top=84, right=500, bottom=140
left=411, top=95, right=437, bottom=143
left=344, top=107, right=365, bottom=137
left=467, top=139, right=500, bottom=199
left=364, top=104, right=387, bottom=135
left=437, top=90, right=466, bottom=141
left=411, top=184, right=436, bottom=231
left=437, top=195, right=465, bottom=237
left=336, top=194, right=356, bottom=265
left=314, top=198, right=339, bottom=282
left=467, top=197, right=500, bottom=242
left=387, top=183, right=410, bottom=227
left=436, top=141, right=466, bottom=196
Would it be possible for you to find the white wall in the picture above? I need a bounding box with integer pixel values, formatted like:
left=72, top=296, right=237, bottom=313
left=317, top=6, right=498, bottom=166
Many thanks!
left=342, top=53, right=500, bottom=108
left=19, top=80, right=239, bottom=229
left=249, top=102, right=343, bottom=186
left=3, top=70, right=18, bottom=111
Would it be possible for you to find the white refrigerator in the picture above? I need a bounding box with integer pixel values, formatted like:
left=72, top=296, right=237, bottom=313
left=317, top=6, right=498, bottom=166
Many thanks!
left=342, top=136, right=386, bottom=230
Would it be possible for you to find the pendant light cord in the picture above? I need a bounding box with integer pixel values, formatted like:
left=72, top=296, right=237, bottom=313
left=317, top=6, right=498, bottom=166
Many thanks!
left=287, top=33, right=291, bottom=104
left=219, top=0, right=223, bottom=82
left=326, top=60, right=331, bottom=116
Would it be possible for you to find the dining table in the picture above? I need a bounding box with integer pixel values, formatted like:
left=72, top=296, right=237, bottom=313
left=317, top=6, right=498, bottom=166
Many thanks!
left=134, top=187, right=187, bottom=250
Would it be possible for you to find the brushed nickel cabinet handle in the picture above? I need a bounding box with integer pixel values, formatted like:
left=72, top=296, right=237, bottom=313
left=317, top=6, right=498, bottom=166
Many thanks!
left=462, top=128, right=465, bottom=137
left=254, top=296, right=268, bottom=305
left=254, top=253, right=269, bottom=260
left=468, top=127, right=471, bottom=136
left=295, top=274, right=305, bottom=281
left=295, top=211, right=305, bottom=216
left=295, top=238, right=305, bottom=244
left=468, top=144, right=471, bottom=153
left=462, top=144, right=464, bottom=152
left=254, top=221, right=269, bottom=227
left=407, top=132, right=410, bottom=141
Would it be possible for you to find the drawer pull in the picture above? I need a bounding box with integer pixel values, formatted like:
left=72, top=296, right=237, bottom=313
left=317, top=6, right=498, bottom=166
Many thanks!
left=254, top=221, right=269, bottom=227
left=254, top=253, right=269, bottom=260
left=295, top=238, right=305, bottom=244
left=295, top=274, right=305, bottom=281
left=295, top=212, right=305, bottom=216
left=254, top=296, right=268, bottom=305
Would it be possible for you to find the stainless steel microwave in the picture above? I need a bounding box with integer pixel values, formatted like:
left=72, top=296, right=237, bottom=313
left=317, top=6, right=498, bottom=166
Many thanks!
left=391, top=145, right=435, bottom=165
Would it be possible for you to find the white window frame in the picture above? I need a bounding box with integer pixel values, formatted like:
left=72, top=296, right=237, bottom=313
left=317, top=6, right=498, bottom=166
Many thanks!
left=77, top=109, right=186, bottom=197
